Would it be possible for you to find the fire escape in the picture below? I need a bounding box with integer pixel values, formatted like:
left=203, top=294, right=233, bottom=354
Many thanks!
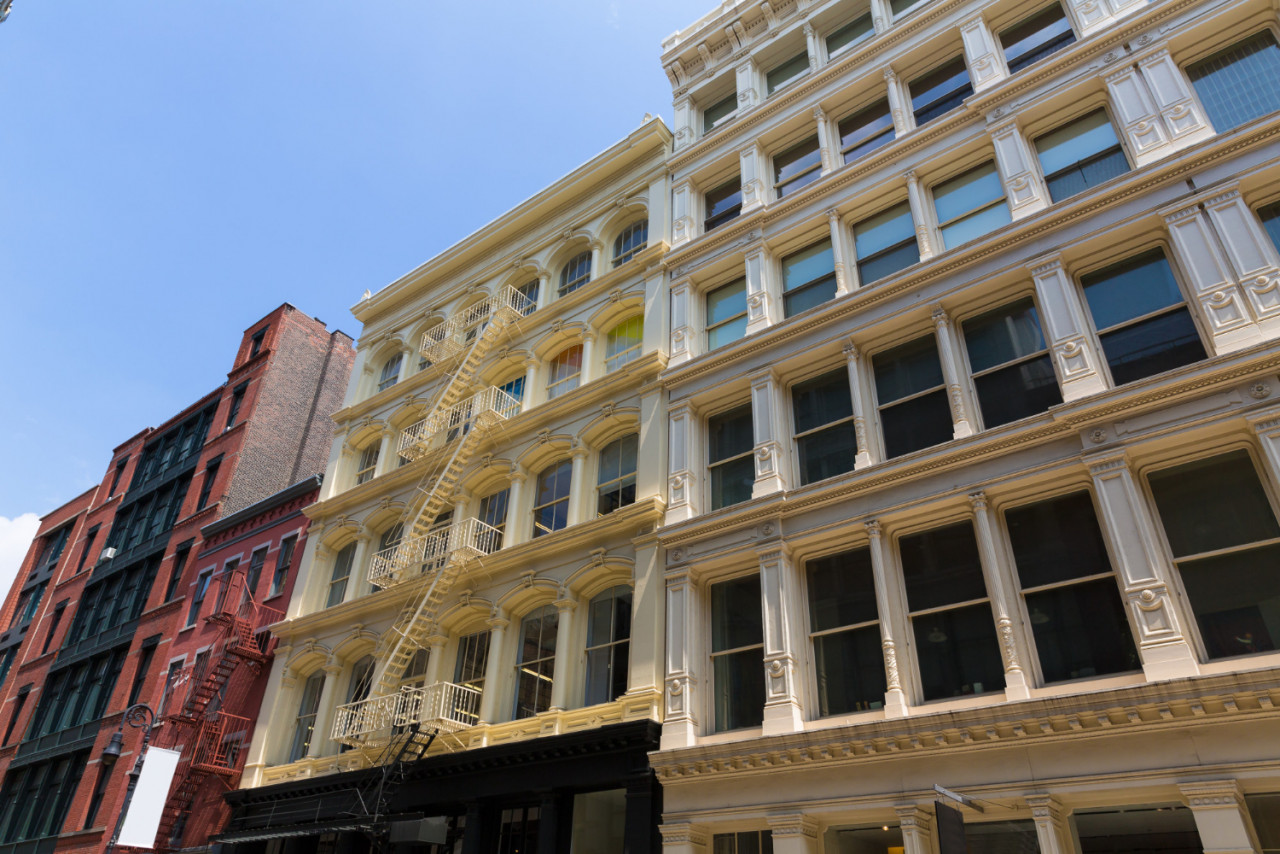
left=154, top=565, right=283, bottom=849
left=330, top=286, right=531, bottom=771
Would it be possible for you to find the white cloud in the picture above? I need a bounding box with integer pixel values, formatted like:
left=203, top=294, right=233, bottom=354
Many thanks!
left=0, top=514, right=41, bottom=601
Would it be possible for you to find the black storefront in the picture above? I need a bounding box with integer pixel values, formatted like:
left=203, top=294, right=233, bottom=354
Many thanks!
left=220, top=720, right=662, bottom=854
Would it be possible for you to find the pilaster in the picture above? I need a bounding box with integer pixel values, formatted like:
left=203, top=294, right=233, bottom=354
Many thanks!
left=505, top=468, right=528, bottom=547
left=884, top=68, right=912, bottom=136
left=1137, top=49, right=1213, bottom=147
left=307, top=664, right=341, bottom=758
left=628, top=540, right=665, bottom=695
left=768, top=812, right=820, bottom=854
left=670, top=277, right=694, bottom=366
left=745, top=241, right=777, bottom=335
left=567, top=445, right=591, bottom=526
left=673, top=95, right=695, bottom=152
left=1086, top=451, right=1200, bottom=680
left=1025, top=795, right=1072, bottom=854
left=1104, top=64, right=1175, bottom=166
left=673, top=179, right=696, bottom=248
left=750, top=368, right=790, bottom=498
left=828, top=209, right=853, bottom=295
left=814, top=106, right=838, bottom=175
left=477, top=612, right=509, bottom=725
left=1248, top=407, right=1280, bottom=489
left=759, top=544, right=805, bottom=734
left=989, top=118, right=1050, bottom=220
left=895, top=805, right=937, bottom=854
left=736, top=57, right=761, bottom=112
left=960, top=14, right=1007, bottom=92
left=740, top=141, right=768, bottom=214
left=844, top=344, right=876, bottom=469
left=660, top=822, right=709, bottom=854
left=667, top=400, right=699, bottom=524
left=548, top=595, right=577, bottom=710
left=662, top=568, right=702, bottom=749
left=1202, top=188, right=1280, bottom=336
left=904, top=171, right=935, bottom=260
left=1030, top=254, right=1109, bottom=400
left=1179, top=781, right=1262, bottom=854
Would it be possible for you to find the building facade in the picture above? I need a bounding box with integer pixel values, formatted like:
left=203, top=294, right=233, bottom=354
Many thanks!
left=652, top=0, right=1280, bottom=851
left=223, top=120, right=672, bottom=854
left=0, top=305, right=353, bottom=854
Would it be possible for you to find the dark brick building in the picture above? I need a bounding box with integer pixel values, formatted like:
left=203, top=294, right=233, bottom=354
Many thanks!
left=0, top=305, right=353, bottom=854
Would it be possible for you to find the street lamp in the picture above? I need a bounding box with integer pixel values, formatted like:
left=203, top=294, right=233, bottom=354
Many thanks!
left=103, top=703, right=157, bottom=854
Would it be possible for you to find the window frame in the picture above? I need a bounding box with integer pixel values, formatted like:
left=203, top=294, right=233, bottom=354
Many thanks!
left=377, top=352, right=403, bottom=393
left=612, top=221, right=649, bottom=267
left=706, top=277, right=749, bottom=351
left=559, top=251, right=592, bottom=296
left=958, top=296, right=1062, bottom=429
left=804, top=546, right=887, bottom=716
left=826, top=13, right=874, bottom=58
left=584, top=585, right=632, bottom=706
left=355, top=443, right=380, bottom=485
left=271, top=535, right=297, bottom=597
left=707, top=404, right=756, bottom=511
left=765, top=51, right=811, bottom=94
left=186, top=569, right=213, bottom=628
left=908, top=55, right=974, bottom=126
left=871, top=333, right=954, bottom=459
left=532, top=459, right=573, bottom=538
left=702, top=91, right=738, bottom=134
left=704, top=179, right=744, bottom=232
left=513, top=605, right=558, bottom=719
left=837, top=98, right=896, bottom=165
left=772, top=135, right=823, bottom=199
left=326, top=543, right=357, bottom=608
left=1032, top=107, right=1130, bottom=203
left=596, top=434, right=639, bottom=516
left=604, top=316, right=644, bottom=372
left=852, top=200, right=919, bottom=284
left=546, top=345, right=584, bottom=400
left=998, top=3, right=1077, bottom=74
left=780, top=238, right=838, bottom=317
left=709, top=573, right=766, bottom=732
left=790, top=368, right=858, bottom=486
left=931, top=160, right=1012, bottom=249
left=1185, top=29, right=1280, bottom=133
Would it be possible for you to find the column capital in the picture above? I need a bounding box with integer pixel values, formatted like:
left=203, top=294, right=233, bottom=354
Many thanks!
left=865, top=519, right=882, bottom=538
left=1179, top=779, right=1245, bottom=808
left=659, top=821, right=708, bottom=847
left=767, top=812, right=820, bottom=839
left=486, top=611, right=509, bottom=630
left=968, top=490, right=989, bottom=511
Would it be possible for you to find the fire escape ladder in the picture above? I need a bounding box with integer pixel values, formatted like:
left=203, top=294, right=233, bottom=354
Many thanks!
left=345, top=722, right=437, bottom=833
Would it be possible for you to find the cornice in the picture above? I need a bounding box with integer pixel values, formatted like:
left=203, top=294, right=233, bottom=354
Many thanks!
left=650, top=668, right=1280, bottom=781
left=658, top=343, right=1280, bottom=547
left=660, top=116, right=1280, bottom=390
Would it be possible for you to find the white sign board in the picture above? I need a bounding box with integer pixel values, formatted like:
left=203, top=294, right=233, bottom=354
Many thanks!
left=117, top=746, right=183, bottom=849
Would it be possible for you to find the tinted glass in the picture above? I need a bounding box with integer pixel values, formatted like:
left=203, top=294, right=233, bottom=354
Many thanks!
left=814, top=625, right=887, bottom=715
left=1098, top=308, right=1205, bottom=385
left=1026, top=577, right=1139, bottom=681
left=1260, top=200, right=1280, bottom=251
left=1187, top=31, right=1280, bottom=132
left=913, top=602, right=1004, bottom=699
left=775, top=136, right=822, bottom=189
left=935, top=163, right=1011, bottom=246
left=792, top=370, right=853, bottom=434
left=1182, top=545, right=1280, bottom=658
left=782, top=241, right=834, bottom=292
left=706, top=181, right=743, bottom=220
left=963, top=299, right=1046, bottom=372
left=827, top=14, right=873, bottom=55
left=767, top=52, right=810, bottom=92
left=873, top=335, right=944, bottom=402
left=910, top=57, right=972, bottom=123
left=1080, top=250, right=1183, bottom=330
left=709, top=405, right=754, bottom=462
left=711, top=455, right=756, bottom=509
left=1148, top=451, right=1280, bottom=557
left=973, top=356, right=1061, bottom=427
left=807, top=547, right=878, bottom=630
left=798, top=421, right=857, bottom=483
left=711, top=575, right=763, bottom=652
left=839, top=100, right=895, bottom=162
left=1006, top=492, right=1112, bottom=588
left=900, top=522, right=987, bottom=611
left=1036, top=110, right=1121, bottom=175
left=881, top=390, right=954, bottom=458
left=707, top=279, right=747, bottom=328
left=703, top=92, right=737, bottom=132
left=1000, top=4, right=1075, bottom=72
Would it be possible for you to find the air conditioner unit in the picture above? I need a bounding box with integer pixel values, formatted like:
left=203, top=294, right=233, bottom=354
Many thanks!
left=99, top=547, right=117, bottom=563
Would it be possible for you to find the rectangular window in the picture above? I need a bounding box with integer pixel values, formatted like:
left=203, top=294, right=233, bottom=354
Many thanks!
left=546, top=345, right=583, bottom=400
left=597, top=434, right=639, bottom=515
left=909, top=56, right=973, bottom=125
left=377, top=353, right=403, bottom=393
left=157, top=659, right=184, bottom=717
left=872, top=335, right=953, bottom=458
left=900, top=522, right=1004, bottom=700
left=246, top=548, right=266, bottom=595
left=999, top=4, right=1075, bottom=73
left=271, top=535, right=297, bottom=597
left=1259, top=200, right=1280, bottom=251
left=288, top=671, right=326, bottom=762
left=1148, top=450, right=1280, bottom=659
left=2, top=687, right=29, bottom=746
left=961, top=298, right=1061, bottom=428
left=766, top=52, right=810, bottom=94
left=249, top=327, right=267, bottom=358
left=1187, top=31, right=1280, bottom=132
left=513, top=607, right=558, bottom=719
left=165, top=544, right=190, bottom=602
left=705, top=179, right=743, bottom=232
left=326, top=544, right=356, bottom=608
left=707, top=278, right=749, bottom=350
left=773, top=135, right=823, bottom=199
left=792, top=370, right=857, bottom=485
left=933, top=162, right=1012, bottom=248
left=1075, top=805, right=1202, bottom=854
left=532, top=460, right=573, bottom=538
left=890, top=0, right=924, bottom=14
left=711, top=575, right=765, bottom=732
left=827, top=14, right=873, bottom=57
left=40, top=602, right=66, bottom=655
left=1034, top=110, right=1128, bottom=202
left=852, top=201, right=919, bottom=283
left=109, top=456, right=129, bottom=497
left=187, top=570, right=212, bottom=627
left=75, top=526, right=99, bottom=574
left=225, top=383, right=247, bottom=429
left=703, top=92, right=737, bottom=133
left=781, top=239, right=838, bottom=317
left=197, top=458, right=221, bottom=510
left=478, top=488, right=510, bottom=548
left=838, top=99, right=895, bottom=164
left=355, top=444, right=380, bottom=485
left=807, top=548, right=886, bottom=715
left=1079, top=249, right=1205, bottom=386
left=1006, top=492, right=1139, bottom=682
left=708, top=405, right=755, bottom=510
left=498, top=375, right=526, bottom=406
left=713, top=831, right=775, bottom=854
left=604, top=316, right=643, bottom=372
left=127, top=638, right=160, bottom=706
left=515, top=279, right=539, bottom=316
left=454, top=630, right=490, bottom=692
left=584, top=587, right=631, bottom=705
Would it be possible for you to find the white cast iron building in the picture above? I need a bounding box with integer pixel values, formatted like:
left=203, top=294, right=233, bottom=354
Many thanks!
left=652, top=0, right=1280, bottom=850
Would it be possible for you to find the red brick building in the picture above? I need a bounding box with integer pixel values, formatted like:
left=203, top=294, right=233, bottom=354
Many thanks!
left=0, top=305, right=353, bottom=854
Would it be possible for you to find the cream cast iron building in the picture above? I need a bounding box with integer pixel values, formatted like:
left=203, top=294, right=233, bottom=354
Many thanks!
left=653, top=0, right=1280, bottom=850
left=231, top=119, right=672, bottom=852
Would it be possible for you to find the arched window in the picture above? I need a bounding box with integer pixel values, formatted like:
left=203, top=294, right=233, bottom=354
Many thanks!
left=514, top=605, right=558, bottom=718
left=402, top=648, right=429, bottom=688
left=584, top=586, right=632, bottom=705
left=597, top=434, right=638, bottom=515
left=546, top=346, right=583, bottom=400
left=421, top=511, right=452, bottom=574
left=340, top=655, right=376, bottom=752
left=287, top=671, right=326, bottom=762
left=613, top=221, right=649, bottom=266
left=533, top=460, right=573, bottom=538
left=559, top=252, right=592, bottom=296
left=354, top=443, right=380, bottom=485
left=604, top=316, right=643, bottom=372
left=515, top=280, right=539, bottom=316
left=377, top=352, right=403, bottom=393
left=326, top=543, right=356, bottom=608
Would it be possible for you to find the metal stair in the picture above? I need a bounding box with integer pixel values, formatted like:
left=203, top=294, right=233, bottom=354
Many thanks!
left=331, top=285, right=531, bottom=748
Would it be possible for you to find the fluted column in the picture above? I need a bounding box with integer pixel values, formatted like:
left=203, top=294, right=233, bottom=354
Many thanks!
left=845, top=344, right=876, bottom=469
left=904, top=170, right=935, bottom=260
left=884, top=68, right=912, bottom=135
left=814, top=106, right=838, bottom=175
left=970, top=492, right=1033, bottom=700
left=932, top=305, right=977, bottom=438
left=867, top=521, right=909, bottom=716
left=1026, top=795, right=1072, bottom=854
left=895, top=806, right=937, bottom=854
left=828, top=209, right=853, bottom=295
left=548, top=595, right=577, bottom=710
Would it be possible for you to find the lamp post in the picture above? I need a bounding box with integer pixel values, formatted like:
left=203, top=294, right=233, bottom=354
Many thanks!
left=102, top=703, right=157, bottom=854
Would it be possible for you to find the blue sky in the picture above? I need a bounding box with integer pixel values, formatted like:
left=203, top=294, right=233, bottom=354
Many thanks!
left=0, top=0, right=691, bottom=586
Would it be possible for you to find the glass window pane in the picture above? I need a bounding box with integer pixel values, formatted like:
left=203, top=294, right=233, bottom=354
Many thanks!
left=913, top=602, right=1005, bottom=699
left=827, top=14, right=873, bottom=55
left=713, top=648, right=765, bottom=731
left=972, top=355, right=1061, bottom=427
left=784, top=279, right=838, bottom=317
left=706, top=180, right=744, bottom=230
left=859, top=239, right=920, bottom=284
left=1035, top=110, right=1122, bottom=175
left=963, top=299, right=1046, bottom=372
left=1026, top=577, right=1139, bottom=682
left=934, top=162, right=1005, bottom=225
left=1097, top=308, right=1205, bottom=386
left=1246, top=793, right=1280, bottom=852
left=703, top=92, right=738, bottom=133
left=782, top=241, right=834, bottom=292
left=873, top=335, right=944, bottom=402
left=774, top=137, right=822, bottom=186
left=910, top=57, right=972, bottom=123
left=1075, top=804, right=1203, bottom=854
left=814, top=625, right=887, bottom=715
left=1260, top=200, right=1280, bottom=251
left=792, top=371, right=852, bottom=434
left=1000, top=4, right=1075, bottom=73
left=711, top=575, right=763, bottom=652
left=900, top=522, right=987, bottom=611
left=1082, top=250, right=1184, bottom=329
left=1148, top=451, right=1280, bottom=558
left=939, top=198, right=1012, bottom=248
left=966, top=820, right=1040, bottom=854
left=1187, top=31, right=1280, bottom=132
left=854, top=203, right=914, bottom=258
left=1006, top=492, right=1112, bottom=588
left=711, top=455, right=756, bottom=509
left=839, top=99, right=895, bottom=163
left=767, top=52, right=810, bottom=93
left=806, top=547, right=878, bottom=630
left=709, top=405, right=754, bottom=462
left=707, top=278, right=747, bottom=326
left=880, top=390, right=954, bottom=458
